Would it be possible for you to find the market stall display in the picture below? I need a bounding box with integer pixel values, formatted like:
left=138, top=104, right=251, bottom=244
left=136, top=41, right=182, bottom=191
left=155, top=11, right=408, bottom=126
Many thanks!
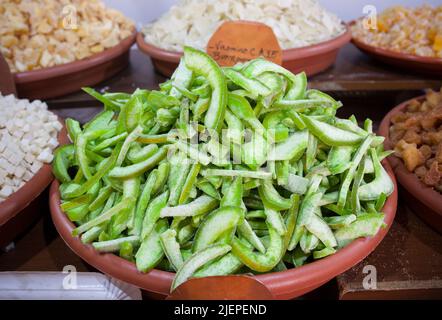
left=138, top=0, right=350, bottom=76
left=50, top=48, right=397, bottom=298
left=0, top=0, right=136, bottom=99
left=0, top=94, right=69, bottom=247
left=379, top=89, right=442, bottom=233
left=0, top=0, right=441, bottom=302
left=351, top=5, right=442, bottom=75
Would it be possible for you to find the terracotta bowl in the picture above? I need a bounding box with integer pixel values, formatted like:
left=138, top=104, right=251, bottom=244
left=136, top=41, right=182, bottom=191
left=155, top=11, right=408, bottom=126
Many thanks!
left=49, top=161, right=397, bottom=300
left=350, top=21, right=442, bottom=75
left=137, top=26, right=351, bottom=78
left=0, top=120, right=69, bottom=247
left=379, top=96, right=442, bottom=233
left=13, top=30, right=137, bottom=100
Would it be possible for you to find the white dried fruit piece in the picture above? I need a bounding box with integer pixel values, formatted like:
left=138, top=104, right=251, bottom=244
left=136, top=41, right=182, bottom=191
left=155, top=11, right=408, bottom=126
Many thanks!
left=23, top=171, right=33, bottom=182
left=14, top=166, right=26, bottom=179
left=22, top=124, right=30, bottom=132
left=12, top=178, right=22, bottom=187
left=30, top=144, right=41, bottom=155
left=52, top=121, right=63, bottom=131
left=0, top=186, right=14, bottom=198
left=30, top=161, right=43, bottom=174
left=0, top=94, right=61, bottom=203
left=24, top=153, right=35, bottom=164
left=0, top=169, right=7, bottom=181
left=4, top=161, right=15, bottom=175
left=47, top=137, right=59, bottom=149
left=12, top=130, right=24, bottom=139
left=48, top=114, right=58, bottom=122
left=0, top=159, right=7, bottom=171
left=37, top=148, right=54, bottom=163
left=43, top=122, right=56, bottom=133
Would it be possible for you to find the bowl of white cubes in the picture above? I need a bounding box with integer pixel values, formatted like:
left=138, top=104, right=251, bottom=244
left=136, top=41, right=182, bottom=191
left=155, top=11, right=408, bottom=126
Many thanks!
left=0, top=93, right=69, bottom=248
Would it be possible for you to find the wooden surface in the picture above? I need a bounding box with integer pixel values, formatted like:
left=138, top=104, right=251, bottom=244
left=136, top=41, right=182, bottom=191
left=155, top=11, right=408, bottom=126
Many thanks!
left=1, top=44, right=442, bottom=300
left=46, top=45, right=442, bottom=125
left=46, top=45, right=442, bottom=108
left=0, top=213, right=89, bottom=272
left=338, top=202, right=442, bottom=299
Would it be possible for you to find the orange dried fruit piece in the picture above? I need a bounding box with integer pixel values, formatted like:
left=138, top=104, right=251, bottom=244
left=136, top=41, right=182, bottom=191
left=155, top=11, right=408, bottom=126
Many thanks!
left=377, top=20, right=388, bottom=32
left=433, top=34, right=442, bottom=52
left=395, top=140, right=424, bottom=172
left=402, top=146, right=425, bottom=172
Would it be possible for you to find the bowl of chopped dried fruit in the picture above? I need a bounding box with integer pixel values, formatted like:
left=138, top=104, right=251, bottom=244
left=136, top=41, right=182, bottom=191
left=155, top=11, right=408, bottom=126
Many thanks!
left=350, top=5, right=442, bottom=75
left=379, top=89, right=442, bottom=233
left=1, top=0, right=136, bottom=100
left=0, top=94, right=69, bottom=247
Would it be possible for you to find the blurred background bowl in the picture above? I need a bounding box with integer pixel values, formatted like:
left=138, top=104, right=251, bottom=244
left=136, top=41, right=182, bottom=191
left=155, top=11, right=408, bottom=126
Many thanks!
left=350, top=20, right=442, bottom=76
left=13, top=30, right=137, bottom=100
left=137, top=25, right=351, bottom=78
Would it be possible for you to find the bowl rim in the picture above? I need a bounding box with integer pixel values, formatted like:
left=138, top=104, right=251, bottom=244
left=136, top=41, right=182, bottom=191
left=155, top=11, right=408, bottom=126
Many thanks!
left=378, top=95, right=442, bottom=217
left=349, top=20, right=442, bottom=65
left=49, top=160, right=397, bottom=297
left=13, top=29, right=137, bottom=84
left=0, top=119, right=69, bottom=226
left=137, top=23, right=351, bottom=62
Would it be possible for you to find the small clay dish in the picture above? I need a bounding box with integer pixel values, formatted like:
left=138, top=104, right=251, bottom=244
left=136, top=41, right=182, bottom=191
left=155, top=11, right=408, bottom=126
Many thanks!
left=50, top=161, right=397, bottom=300
left=0, top=120, right=69, bottom=247
left=137, top=25, right=351, bottom=77
left=350, top=21, right=442, bottom=76
left=13, top=30, right=137, bottom=100
left=379, top=95, right=442, bottom=233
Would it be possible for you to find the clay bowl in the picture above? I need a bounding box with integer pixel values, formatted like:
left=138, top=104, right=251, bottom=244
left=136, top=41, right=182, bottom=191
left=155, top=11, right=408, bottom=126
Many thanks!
left=0, top=120, right=69, bottom=247
left=379, top=96, right=442, bottom=233
left=350, top=21, right=442, bottom=76
left=137, top=25, right=351, bottom=78
left=50, top=161, right=397, bottom=300
left=13, top=30, right=137, bottom=100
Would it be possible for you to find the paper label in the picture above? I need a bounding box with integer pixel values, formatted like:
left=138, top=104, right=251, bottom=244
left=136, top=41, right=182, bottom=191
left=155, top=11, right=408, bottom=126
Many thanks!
left=207, top=20, right=282, bottom=66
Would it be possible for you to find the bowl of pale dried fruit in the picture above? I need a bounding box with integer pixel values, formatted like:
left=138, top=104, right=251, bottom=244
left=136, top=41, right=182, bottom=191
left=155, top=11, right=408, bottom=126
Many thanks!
left=0, top=0, right=136, bottom=99
left=379, top=88, right=442, bottom=233
left=0, top=94, right=69, bottom=247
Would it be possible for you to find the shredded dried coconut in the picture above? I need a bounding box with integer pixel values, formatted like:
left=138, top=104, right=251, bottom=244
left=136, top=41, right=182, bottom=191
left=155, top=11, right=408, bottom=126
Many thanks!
left=142, top=0, right=345, bottom=51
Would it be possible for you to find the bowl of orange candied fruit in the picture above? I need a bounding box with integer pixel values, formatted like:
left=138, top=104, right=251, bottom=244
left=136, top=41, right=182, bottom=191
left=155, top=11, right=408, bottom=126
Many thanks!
left=350, top=5, right=442, bottom=75
left=379, top=88, right=442, bottom=233
left=0, top=0, right=136, bottom=99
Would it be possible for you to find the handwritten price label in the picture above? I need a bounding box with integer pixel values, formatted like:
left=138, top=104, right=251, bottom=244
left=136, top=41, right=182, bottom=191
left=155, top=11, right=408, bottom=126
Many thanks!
left=207, top=21, right=282, bottom=66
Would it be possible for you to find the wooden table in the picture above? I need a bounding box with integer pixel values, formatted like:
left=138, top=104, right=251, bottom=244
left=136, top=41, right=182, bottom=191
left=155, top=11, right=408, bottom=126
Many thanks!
left=338, top=203, right=442, bottom=299
left=47, top=44, right=442, bottom=123
left=1, top=44, right=441, bottom=300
